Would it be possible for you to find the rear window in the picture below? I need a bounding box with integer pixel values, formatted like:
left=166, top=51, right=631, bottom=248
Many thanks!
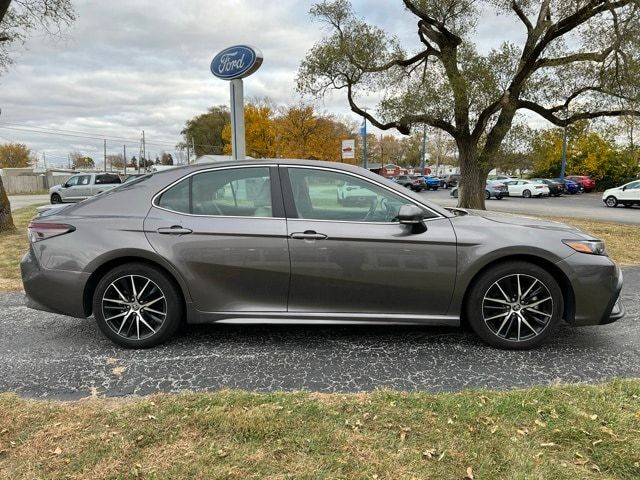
left=96, top=174, right=122, bottom=184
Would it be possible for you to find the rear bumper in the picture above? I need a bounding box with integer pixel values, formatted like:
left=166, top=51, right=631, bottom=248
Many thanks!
left=20, top=247, right=89, bottom=319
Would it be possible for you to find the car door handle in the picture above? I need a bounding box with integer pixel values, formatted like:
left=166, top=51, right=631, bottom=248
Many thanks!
left=157, top=226, right=193, bottom=235
left=290, top=231, right=328, bottom=240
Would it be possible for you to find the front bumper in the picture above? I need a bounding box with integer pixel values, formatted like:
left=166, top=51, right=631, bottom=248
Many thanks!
left=556, top=253, right=625, bottom=326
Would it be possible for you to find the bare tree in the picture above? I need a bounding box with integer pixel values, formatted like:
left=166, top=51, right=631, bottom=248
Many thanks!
left=298, top=0, right=640, bottom=208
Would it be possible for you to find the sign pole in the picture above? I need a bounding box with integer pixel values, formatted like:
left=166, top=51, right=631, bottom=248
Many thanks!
left=230, top=79, right=246, bottom=160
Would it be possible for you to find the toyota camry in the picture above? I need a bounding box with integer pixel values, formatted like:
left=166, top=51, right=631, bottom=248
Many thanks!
left=21, top=160, right=624, bottom=349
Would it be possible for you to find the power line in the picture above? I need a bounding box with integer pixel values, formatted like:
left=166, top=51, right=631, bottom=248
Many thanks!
left=0, top=121, right=212, bottom=149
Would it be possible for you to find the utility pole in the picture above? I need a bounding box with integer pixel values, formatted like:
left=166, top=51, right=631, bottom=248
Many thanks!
left=192, top=137, right=196, bottom=161
left=362, top=110, right=368, bottom=170
left=186, top=138, right=190, bottom=165
left=560, top=126, right=568, bottom=181
left=142, top=130, right=146, bottom=173
left=67, top=153, right=71, bottom=169
left=123, top=144, right=127, bottom=175
left=103, top=139, right=107, bottom=172
left=42, top=152, right=46, bottom=170
left=420, top=124, right=427, bottom=174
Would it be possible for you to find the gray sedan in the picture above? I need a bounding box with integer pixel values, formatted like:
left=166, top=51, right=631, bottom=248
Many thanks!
left=21, top=160, right=624, bottom=349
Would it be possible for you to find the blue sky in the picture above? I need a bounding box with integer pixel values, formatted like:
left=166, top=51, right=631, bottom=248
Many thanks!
left=0, top=0, right=530, bottom=167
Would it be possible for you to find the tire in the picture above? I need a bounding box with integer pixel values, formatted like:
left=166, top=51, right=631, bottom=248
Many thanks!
left=465, top=261, right=563, bottom=350
left=92, top=263, right=183, bottom=348
left=433, top=186, right=438, bottom=191
left=496, top=194, right=503, bottom=200
left=51, top=193, right=62, bottom=204
left=605, top=196, right=618, bottom=208
left=485, top=190, right=491, bottom=200
left=452, top=189, right=459, bottom=198
left=522, top=189, right=532, bottom=198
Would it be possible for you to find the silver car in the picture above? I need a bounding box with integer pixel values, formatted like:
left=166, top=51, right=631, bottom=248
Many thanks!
left=21, top=160, right=624, bottom=349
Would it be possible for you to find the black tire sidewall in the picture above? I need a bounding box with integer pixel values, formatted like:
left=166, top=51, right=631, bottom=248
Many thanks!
left=92, top=263, right=182, bottom=348
left=465, top=261, right=563, bottom=350
left=51, top=194, right=61, bottom=204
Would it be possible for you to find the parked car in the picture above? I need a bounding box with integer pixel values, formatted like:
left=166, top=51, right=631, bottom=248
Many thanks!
left=393, top=174, right=425, bottom=191
left=49, top=173, right=122, bottom=204
left=531, top=178, right=564, bottom=196
left=440, top=174, right=460, bottom=189
left=553, top=177, right=580, bottom=194
left=337, top=181, right=377, bottom=205
left=504, top=180, right=550, bottom=198
left=602, top=180, right=640, bottom=208
left=491, top=175, right=518, bottom=182
left=423, top=175, right=441, bottom=191
left=451, top=180, right=507, bottom=200
left=22, top=160, right=624, bottom=350
left=566, top=175, right=596, bottom=193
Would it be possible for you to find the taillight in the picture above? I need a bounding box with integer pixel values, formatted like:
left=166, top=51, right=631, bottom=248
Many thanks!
left=27, top=222, right=75, bottom=242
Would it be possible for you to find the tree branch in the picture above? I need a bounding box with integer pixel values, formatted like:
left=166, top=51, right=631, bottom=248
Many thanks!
left=345, top=82, right=456, bottom=136
left=517, top=99, right=640, bottom=126
left=535, top=47, right=614, bottom=69
left=512, top=1, right=533, bottom=32
left=402, top=0, right=462, bottom=46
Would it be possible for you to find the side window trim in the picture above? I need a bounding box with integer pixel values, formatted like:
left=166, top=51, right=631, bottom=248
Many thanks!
left=280, top=165, right=442, bottom=223
left=153, top=164, right=284, bottom=219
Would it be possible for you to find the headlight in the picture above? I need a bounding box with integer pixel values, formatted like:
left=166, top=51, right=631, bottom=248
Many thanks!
left=562, top=239, right=606, bottom=255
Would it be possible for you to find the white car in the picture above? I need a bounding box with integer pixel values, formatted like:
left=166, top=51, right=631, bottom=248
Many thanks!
left=505, top=180, right=550, bottom=198
left=49, top=172, right=122, bottom=204
left=602, top=180, right=640, bottom=208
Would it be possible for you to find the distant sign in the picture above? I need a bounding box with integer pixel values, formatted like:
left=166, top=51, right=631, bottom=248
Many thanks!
left=341, top=139, right=355, bottom=159
left=210, top=45, right=263, bottom=80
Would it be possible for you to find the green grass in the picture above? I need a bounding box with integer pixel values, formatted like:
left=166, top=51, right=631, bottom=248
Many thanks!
left=0, top=205, right=38, bottom=291
left=0, top=380, right=638, bottom=479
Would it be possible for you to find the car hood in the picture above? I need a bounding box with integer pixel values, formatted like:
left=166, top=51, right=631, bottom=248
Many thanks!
left=447, top=208, right=590, bottom=236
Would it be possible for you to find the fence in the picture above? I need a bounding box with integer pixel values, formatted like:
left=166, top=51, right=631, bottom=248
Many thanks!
left=1, top=174, right=72, bottom=194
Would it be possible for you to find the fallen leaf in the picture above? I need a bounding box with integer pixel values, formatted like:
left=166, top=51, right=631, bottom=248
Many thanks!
left=540, top=442, right=558, bottom=447
left=52, top=447, right=62, bottom=455
left=112, top=366, right=127, bottom=377
left=600, top=426, right=617, bottom=438
left=147, top=415, right=156, bottom=420
left=438, top=451, right=446, bottom=461
left=447, top=418, right=454, bottom=425
left=517, top=429, right=527, bottom=436
left=490, top=426, right=498, bottom=434
left=590, top=414, right=598, bottom=420
left=592, top=439, right=603, bottom=446
left=465, top=466, right=474, bottom=479
left=534, top=419, right=546, bottom=428
left=422, top=448, right=436, bottom=459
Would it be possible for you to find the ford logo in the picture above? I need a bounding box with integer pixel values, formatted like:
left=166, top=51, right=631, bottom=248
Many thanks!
left=210, top=45, right=263, bottom=80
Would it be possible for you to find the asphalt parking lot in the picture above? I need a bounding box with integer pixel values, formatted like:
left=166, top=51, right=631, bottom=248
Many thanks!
left=421, top=188, right=640, bottom=225
left=0, top=267, right=638, bottom=399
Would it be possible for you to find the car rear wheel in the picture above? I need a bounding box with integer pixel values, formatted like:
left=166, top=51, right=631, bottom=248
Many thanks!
left=465, top=261, right=563, bottom=349
left=51, top=193, right=62, bottom=204
left=485, top=190, right=491, bottom=200
left=92, top=263, right=182, bottom=348
left=522, top=189, right=532, bottom=198
left=605, top=196, right=618, bottom=208
left=452, top=189, right=459, bottom=198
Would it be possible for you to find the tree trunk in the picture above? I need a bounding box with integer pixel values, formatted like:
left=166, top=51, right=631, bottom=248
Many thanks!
left=0, top=175, right=15, bottom=232
left=457, top=143, right=487, bottom=210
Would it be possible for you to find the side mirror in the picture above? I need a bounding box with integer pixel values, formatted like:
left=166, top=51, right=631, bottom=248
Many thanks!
left=622, top=186, right=627, bottom=191
left=62, top=183, right=69, bottom=188
left=398, top=204, right=424, bottom=224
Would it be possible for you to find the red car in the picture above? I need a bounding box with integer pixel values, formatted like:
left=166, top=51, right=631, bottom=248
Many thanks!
left=566, top=175, right=596, bottom=192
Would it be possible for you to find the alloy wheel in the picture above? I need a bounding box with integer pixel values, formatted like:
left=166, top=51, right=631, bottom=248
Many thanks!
left=605, top=196, right=617, bottom=208
left=101, top=274, right=167, bottom=341
left=481, top=273, right=553, bottom=342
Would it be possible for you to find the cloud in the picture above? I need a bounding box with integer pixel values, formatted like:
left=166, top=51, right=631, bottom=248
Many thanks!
left=0, top=0, right=541, bottom=167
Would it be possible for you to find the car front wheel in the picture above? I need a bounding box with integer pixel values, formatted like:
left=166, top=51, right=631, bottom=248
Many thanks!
left=51, top=193, right=62, bottom=204
left=522, top=189, right=532, bottom=198
left=465, top=261, right=563, bottom=349
left=605, top=196, right=618, bottom=208
left=92, top=263, right=183, bottom=348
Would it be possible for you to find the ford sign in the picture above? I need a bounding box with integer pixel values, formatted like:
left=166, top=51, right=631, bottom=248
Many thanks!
left=210, top=45, right=263, bottom=80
